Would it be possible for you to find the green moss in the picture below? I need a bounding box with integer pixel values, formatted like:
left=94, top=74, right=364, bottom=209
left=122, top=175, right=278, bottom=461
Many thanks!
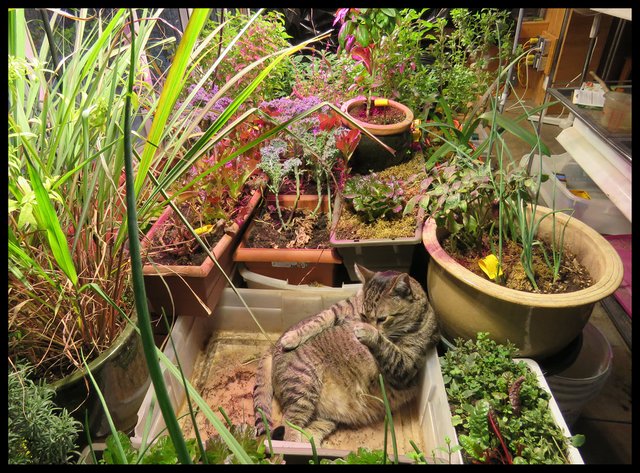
left=335, top=152, right=426, bottom=240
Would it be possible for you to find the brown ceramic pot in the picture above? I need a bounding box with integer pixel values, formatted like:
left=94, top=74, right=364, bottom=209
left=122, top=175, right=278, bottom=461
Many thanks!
left=422, top=205, right=624, bottom=359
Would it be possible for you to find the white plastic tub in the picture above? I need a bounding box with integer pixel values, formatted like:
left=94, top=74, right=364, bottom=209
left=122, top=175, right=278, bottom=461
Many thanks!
left=444, top=356, right=584, bottom=464
left=132, top=286, right=462, bottom=463
left=238, top=263, right=362, bottom=294
left=525, top=152, right=631, bottom=235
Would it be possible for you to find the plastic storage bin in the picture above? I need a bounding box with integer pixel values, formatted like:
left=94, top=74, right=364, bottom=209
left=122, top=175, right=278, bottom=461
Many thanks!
left=131, top=286, right=462, bottom=463
left=525, top=152, right=631, bottom=235
left=238, top=263, right=362, bottom=293
left=601, top=91, right=631, bottom=133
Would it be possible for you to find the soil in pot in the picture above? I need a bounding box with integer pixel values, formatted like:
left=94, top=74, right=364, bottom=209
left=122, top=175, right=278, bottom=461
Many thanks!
left=443, top=235, right=594, bottom=294
left=145, top=187, right=259, bottom=266
left=245, top=204, right=331, bottom=250
left=349, top=103, right=407, bottom=126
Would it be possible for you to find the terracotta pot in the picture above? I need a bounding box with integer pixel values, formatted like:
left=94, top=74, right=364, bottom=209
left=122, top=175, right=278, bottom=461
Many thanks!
left=329, top=195, right=425, bottom=282
left=422, top=205, right=624, bottom=359
left=341, top=97, right=414, bottom=174
left=51, top=315, right=150, bottom=439
left=233, top=194, right=342, bottom=286
left=141, top=189, right=262, bottom=317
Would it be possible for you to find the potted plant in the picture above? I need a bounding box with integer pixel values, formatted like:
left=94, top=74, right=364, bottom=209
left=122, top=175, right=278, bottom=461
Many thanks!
left=8, top=9, right=165, bottom=439
left=439, top=332, right=585, bottom=464
left=329, top=153, right=426, bottom=282
left=233, top=102, right=357, bottom=286
left=9, top=361, right=82, bottom=464
left=334, top=8, right=415, bottom=174
left=141, top=116, right=265, bottom=318
left=199, top=9, right=296, bottom=104
left=415, top=48, right=624, bottom=358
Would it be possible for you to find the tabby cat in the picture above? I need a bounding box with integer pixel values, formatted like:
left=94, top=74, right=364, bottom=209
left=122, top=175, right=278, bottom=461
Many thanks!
left=253, top=263, right=439, bottom=444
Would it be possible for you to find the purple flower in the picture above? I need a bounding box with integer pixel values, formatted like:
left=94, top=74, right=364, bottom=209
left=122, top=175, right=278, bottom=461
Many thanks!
left=260, top=96, right=323, bottom=122
left=333, top=8, right=349, bottom=26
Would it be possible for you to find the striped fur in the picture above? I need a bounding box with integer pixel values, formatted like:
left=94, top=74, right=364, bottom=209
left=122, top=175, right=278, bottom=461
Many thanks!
left=253, top=263, right=439, bottom=444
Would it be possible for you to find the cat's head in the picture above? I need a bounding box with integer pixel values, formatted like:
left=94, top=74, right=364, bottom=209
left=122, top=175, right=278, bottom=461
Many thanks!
left=354, top=263, right=428, bottom=337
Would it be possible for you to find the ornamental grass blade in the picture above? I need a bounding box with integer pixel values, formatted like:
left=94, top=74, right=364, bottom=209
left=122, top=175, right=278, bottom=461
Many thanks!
left=134, top=8, right=211, bottom=198
left=23, top=152, right=78, bottom=286
left=479, top=110, right=551, bottom=157
left=122, top=10, right=193, bottom=464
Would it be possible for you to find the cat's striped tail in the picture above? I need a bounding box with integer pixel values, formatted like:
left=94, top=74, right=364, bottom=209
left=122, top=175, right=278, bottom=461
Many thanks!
left=253, top=350, right=274, bottom=436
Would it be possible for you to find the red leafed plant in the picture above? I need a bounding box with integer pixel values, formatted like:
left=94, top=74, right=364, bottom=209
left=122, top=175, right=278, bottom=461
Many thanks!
left=334, top=8, right=400, bottom=116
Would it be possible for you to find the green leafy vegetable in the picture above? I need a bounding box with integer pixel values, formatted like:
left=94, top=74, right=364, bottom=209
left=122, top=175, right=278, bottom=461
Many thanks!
left=440, top=332, right=583, bottom=464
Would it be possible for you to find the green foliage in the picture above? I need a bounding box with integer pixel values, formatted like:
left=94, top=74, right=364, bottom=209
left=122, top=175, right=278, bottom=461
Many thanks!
left=425, top=8, right=514, bottom=116
left=289, top=50, right=365, bottom=104
left=321, top=447, right=388, bottom=464
left=8, top=362, right=82, bottom=464
left=204, top=423, right=279, bottom=464
left=343, top=173, right=405, bottom=223
left=198, top=9, right=294, bottom=102
left=101, top=424, right=281, bottom=465
left=440, top=333, right=582, bottom=464
left=374, top=8, right=440, bottom=117
left=101, top=432, right=199, bottom=464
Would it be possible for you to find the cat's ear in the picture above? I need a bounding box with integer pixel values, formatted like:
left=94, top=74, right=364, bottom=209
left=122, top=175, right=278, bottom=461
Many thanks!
left=354, top=263, right=375, bottom=284
left=392, top=274, right=413, bottom=298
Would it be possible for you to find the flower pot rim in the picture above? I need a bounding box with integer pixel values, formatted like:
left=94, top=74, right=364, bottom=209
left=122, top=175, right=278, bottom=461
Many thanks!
left=341, top=96, right=414, bottom=135
left=422, top=206, right=624, bottom=307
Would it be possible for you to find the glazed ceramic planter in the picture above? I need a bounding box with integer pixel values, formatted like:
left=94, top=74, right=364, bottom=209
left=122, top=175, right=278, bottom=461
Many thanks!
left=330, top=195, right=425, bottom=282
left=341, top=97, right=414, bottom=174
left=233, top=194, right=343, bottom=286
left=51, top=316, right=150, bottom=439
left=422, top=205, right=624, bottom=359
left=142, top=189, right=262, bottom=318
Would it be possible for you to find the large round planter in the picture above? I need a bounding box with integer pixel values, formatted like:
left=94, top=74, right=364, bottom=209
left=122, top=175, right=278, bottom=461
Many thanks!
left=341, top=97, right=414, bottom=174
left=422, top=205, right=624, bottom=359
left=51, top=316, right=150, bottom=439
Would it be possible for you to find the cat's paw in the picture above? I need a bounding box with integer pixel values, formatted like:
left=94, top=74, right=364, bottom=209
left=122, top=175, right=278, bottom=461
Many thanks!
left=279, top=332, right=300, bottom=351
left=353, top=322, right=377, bottom=344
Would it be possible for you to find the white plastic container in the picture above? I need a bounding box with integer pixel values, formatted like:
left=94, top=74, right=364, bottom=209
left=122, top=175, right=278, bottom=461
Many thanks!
left=238, top=263, right=362, bottom=294
left=444, top=357, right=584, bottom=464
left=132, top=286, right=463, bottom=464
left=525, top=152, right=631, bottom=235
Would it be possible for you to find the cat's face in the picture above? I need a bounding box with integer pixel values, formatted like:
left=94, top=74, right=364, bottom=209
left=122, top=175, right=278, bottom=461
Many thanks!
left=356, top=265, right=425, bottom=337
